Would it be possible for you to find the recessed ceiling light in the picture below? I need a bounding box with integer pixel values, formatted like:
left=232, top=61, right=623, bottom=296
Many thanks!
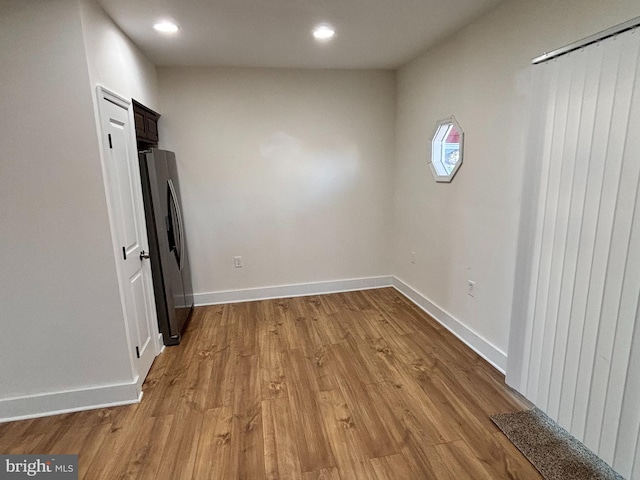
left=153, top=21, right=179, bottom=33
left=313, top=24, right=335, bottom=41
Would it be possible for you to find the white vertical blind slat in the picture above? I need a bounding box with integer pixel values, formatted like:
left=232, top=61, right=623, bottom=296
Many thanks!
left=547, top=47, right=589, bottom=420
left=516, top=26, right=640, bottom=478
left=526, top=59, right=562, bottom=402
left=571, top=34, right=625, bottom=441
left=633, top=418, right=640, bottom=479
left=519, top=63, right=556, bottom=395
left=532, top=54, right=574, bottom=410
left=614, top=293, right=640, bottom=477
left=583, top=31, right=640, bottom=453
left=599, top=34, right=640, bottom=465
left=556, top=41, right=605, bottom=428
left=611, top=204, right=640, bottom=477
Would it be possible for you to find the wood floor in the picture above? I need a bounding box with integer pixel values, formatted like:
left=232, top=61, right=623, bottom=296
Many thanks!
left=0, top=288, right=540, bottom=479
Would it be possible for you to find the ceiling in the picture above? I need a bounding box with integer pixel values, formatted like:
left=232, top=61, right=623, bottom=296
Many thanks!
left=97, top=0, right=503, bottom=69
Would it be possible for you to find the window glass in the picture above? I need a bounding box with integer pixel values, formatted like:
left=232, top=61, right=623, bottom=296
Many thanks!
left=429, top=117, right=463, bottom=182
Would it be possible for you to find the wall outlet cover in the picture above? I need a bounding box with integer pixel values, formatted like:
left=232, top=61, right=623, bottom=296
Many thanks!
left=467, top=280, right=475, bottom=297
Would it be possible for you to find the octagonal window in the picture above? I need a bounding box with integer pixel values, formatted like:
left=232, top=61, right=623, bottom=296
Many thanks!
left=429, top=116, right=464, bottom=183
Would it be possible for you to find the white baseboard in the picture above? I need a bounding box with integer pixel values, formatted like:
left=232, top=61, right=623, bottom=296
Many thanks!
left=0, top=381, right=141, bottom=423
left=193, top=276, right=394, bottom=306
left=392, top=277, right=507, bottom=373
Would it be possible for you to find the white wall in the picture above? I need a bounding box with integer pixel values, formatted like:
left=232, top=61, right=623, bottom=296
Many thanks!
left=0, top=0, right=135, bottom=417
left=79, top=0, right=159, bottom=111
left=157, top=68, right=396, bottom=297
left=393, top=0, right=640, bottom=361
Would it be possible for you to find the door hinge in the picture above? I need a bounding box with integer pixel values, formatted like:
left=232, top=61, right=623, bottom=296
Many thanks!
left=108, top=133, right=113, bottom=149
left=136, top=346, right=140, bottom=358
left=122, top=246, right=127, bottom=260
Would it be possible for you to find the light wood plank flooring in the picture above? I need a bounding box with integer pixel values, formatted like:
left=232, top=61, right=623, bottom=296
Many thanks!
left=0, top=288, right=540, bottom=479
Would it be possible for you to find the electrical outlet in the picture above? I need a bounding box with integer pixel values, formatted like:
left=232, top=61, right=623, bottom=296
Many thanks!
left=467, top=280, right=475, bottom=297
left=234, top=256, right=243, bottom=268
left=411, top=251, right=416, bottom=264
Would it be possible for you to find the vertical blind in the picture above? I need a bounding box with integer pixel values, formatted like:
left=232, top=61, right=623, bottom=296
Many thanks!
left=515, top=27, right=640, bottom=479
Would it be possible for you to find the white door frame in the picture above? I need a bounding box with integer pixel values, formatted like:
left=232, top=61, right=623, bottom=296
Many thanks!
left=95, top=85, right=161, bottom=394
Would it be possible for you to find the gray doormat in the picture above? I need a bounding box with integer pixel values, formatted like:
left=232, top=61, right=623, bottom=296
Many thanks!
left=491, top=408, right=624, bottom=480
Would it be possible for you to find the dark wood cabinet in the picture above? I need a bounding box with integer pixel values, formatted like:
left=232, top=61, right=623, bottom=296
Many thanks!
left=132, top=100, right=160, bottom=148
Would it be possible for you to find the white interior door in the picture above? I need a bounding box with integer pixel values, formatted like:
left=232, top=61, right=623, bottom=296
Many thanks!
left=97, top=87, right=159, bottom=390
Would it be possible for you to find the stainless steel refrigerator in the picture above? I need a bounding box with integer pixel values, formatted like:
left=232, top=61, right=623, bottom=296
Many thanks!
left=139, top=148, right=194, bottom=345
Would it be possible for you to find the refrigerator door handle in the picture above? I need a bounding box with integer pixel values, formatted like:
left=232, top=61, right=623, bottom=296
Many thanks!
left=166, top=185, right=178, bottom=256
left=168, top=178, right=185, bottom=271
